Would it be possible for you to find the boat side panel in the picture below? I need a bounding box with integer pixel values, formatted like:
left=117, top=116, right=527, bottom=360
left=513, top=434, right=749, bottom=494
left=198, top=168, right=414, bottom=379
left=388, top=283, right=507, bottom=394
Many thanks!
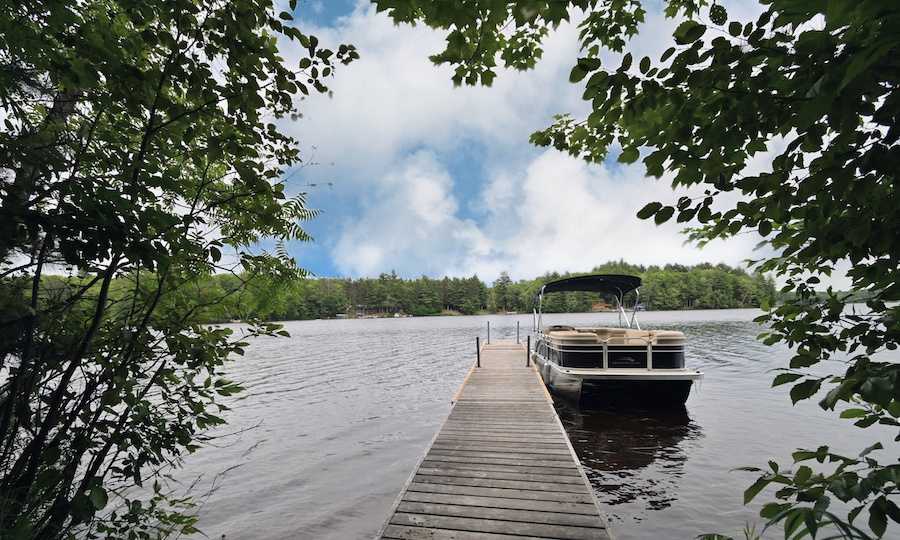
left=544, top=344, right=686, bottom=369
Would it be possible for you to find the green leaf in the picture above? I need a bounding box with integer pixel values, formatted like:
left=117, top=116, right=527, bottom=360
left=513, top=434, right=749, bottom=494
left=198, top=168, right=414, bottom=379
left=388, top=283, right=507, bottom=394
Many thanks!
left=790, top=379, right=822, bottom=404
left=761, top=502, right=792, bottom=519
left=794, top=465, right=812, bottom=484
left=870, top=499, right=887, bottom=537
left=709, top=5, right=727, bottom=26
left=569, top=64, right=588, bottom=83
left=636, top=202, right=662, bottom=220
left=654, top=206, right=675, bottom=224
left=639, top=56, right=650, bottom=74
left=859, top=442, right=882, bottom=457
left=839, top=41, right=894, bottom=91
left=790, top=354, right=818, bottom=368
left=839, top=408, right=867, bottom=419
left=773, top=373, right=803, bottom=387
left=728, top=21, right=742, bottom=37
left=89, top=486, right=108, bottom=510
left=886, top=499, right=900, bottom=524
left=784, top=508, right=805, bottom=536
left=674, top=21, right=706, bottom=45
left=744, top=476, right=771, bottom=504
left=618, top=146, right=639, bottom=163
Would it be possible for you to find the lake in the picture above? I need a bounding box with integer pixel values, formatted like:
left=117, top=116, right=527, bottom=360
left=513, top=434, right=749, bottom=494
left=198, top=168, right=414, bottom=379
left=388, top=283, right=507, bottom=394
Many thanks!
left=174, top=310, right=891, bottom=539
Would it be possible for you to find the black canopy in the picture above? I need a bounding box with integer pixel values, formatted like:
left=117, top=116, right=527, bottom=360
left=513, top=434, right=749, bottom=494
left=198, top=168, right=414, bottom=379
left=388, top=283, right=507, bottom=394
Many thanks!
left=538, top=274, right=641, bottom=298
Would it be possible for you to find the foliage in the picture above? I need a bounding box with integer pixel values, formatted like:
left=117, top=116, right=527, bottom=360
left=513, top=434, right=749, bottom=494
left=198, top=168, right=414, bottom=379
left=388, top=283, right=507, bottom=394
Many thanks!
left=373, top=0, right=899, bottom=537
left=177, top=261, right=772, bottom=322
left=492, top=272, right=513, bottom=312
left=0, top=0, right=355, bottom=537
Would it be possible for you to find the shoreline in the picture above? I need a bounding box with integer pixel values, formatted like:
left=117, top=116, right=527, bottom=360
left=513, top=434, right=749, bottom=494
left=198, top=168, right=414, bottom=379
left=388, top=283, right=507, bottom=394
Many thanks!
left=213, top=306, right=767, bottom=325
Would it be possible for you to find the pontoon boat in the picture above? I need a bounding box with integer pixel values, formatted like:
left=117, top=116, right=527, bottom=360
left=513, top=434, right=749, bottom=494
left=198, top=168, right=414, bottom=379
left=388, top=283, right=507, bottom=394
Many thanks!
left=531, top=274, right=703, bottom=406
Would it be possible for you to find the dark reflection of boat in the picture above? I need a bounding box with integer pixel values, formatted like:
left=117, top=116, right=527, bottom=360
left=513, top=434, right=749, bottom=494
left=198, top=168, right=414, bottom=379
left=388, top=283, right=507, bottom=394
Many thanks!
left=555, top=400, right=702, bottom=513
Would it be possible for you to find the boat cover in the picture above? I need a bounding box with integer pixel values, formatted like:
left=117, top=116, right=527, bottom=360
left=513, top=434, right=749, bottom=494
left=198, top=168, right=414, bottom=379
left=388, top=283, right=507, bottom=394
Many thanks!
left=538, top=274, right=641, bottom=298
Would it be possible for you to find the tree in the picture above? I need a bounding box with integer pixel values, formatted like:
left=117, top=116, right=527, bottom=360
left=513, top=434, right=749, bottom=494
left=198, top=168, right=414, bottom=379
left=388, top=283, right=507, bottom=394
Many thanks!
left=373, top=0, right=899, bottom=537
left=492, top=271, right=513, bottom=312
left=0, top=0, right=356, bottom=537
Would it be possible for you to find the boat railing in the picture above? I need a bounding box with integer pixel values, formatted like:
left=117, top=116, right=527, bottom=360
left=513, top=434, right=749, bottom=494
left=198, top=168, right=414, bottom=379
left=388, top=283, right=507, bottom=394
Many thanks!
left=533, top=328, right=695, bottom=371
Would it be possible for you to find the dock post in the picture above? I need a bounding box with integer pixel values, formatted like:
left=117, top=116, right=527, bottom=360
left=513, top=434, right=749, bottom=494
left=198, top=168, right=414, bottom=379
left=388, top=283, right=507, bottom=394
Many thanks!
left=526, top=335, right=531, bottom=367
left=516, top=320, right=520, bottom=343
left=476, top=336, right=481, bottom=368
left=486, top=321, right=490, bottom=343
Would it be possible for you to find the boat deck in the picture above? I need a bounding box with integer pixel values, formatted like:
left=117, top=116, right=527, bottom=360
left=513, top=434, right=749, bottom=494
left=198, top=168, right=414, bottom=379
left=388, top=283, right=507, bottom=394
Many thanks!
left=377, top=341, right=611, bottom=540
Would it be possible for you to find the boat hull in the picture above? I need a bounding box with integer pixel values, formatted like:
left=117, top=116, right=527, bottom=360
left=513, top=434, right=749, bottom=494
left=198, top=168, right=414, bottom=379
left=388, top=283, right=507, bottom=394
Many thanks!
left=533, top=352, right=699, bottom=407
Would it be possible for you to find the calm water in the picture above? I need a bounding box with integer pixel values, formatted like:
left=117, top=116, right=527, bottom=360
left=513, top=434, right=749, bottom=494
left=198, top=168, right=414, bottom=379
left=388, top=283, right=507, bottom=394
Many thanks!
left=173, top=310, right=893, bottom=539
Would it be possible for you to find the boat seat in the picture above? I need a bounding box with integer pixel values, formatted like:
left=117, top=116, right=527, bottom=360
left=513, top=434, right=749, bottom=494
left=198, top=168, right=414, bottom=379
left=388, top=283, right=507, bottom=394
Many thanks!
left=546, top=325, right=575, bottom=332
left=607, top=336, right=652, bottom=346
left=545, top=326, right=686, bottom=345
left=592, top=327, right=627, bottom=337
left=547, top=330, right=599, bottom=344
left=651, top=330, right=686, bottom=345
left=652, top=330, right=685, bottom=338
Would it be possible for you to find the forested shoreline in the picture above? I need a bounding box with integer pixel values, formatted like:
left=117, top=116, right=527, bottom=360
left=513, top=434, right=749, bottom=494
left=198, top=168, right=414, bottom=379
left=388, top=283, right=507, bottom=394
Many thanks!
left=174, top=260, right=776, bottom=322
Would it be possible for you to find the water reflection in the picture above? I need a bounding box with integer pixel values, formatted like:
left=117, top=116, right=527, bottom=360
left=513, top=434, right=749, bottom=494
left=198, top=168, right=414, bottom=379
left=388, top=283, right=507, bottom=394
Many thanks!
left=171, top=311, right=895, bottom=540
left=555, top=400, right=702, bottom=517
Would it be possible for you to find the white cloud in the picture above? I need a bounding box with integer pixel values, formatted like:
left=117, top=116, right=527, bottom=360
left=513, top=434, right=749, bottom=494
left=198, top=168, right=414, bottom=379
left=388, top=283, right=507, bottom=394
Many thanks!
left=280, top=2, right=850, bottom=288
left=283, top=2, right=586, bottom=180
left=331, top=147, right=769, bottom=281
left=473, top=151, right=765, bottom=281
left=332, top=151, right=490, bottom=276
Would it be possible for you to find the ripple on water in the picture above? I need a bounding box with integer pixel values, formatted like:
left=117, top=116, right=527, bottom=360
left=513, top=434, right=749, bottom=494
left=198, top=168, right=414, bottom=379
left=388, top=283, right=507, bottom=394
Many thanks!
left=171, top=311, right=895, bottom=540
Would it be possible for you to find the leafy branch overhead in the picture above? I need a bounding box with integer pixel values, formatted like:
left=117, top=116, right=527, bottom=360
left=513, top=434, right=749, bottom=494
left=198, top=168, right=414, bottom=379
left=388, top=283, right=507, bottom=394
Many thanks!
left=0, top=0, right=356, bottom=537
left=374, top=0, right=900, bottom=537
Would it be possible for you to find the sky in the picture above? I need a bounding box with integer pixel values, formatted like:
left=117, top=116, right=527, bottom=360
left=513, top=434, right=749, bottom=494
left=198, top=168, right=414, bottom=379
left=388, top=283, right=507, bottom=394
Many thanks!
left=272, top=1, right=843, bottom=286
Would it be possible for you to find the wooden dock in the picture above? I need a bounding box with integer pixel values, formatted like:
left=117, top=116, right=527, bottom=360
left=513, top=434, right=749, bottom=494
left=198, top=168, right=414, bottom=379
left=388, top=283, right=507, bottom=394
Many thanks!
left=377, top=341, right=611, bottom=540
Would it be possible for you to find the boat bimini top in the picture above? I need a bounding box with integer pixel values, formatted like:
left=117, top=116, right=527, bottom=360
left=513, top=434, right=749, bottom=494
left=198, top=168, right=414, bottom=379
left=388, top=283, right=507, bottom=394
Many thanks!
left=533, top=274, right=643, bottom=331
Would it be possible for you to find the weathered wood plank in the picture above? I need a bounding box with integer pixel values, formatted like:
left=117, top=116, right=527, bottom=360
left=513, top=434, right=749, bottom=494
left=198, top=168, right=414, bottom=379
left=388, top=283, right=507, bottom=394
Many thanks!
left=435, top=436, right=569, bottom=447
left=419, top=460, right=580, bottom=476
left=406, top=482, right=595, bottom=503
left=429, top=443, right=572, bottom=455
left=382, top=524, right=550, bottom=540
left=419, top=454, right=579, bottom=469
left=437, top=429, right=564, bottom=439
left=416, top=467, right=585, bottom=484
left=401, top=491, right=599, bottom=516
left=396, top=501, right=606, bottom=528
left=426, top=449, right=574, bottom=462
left=440, top=425, right=562, bottom=433
left=411, top=474, right=588, bottom=493
left=376, top=341, right=610, bottom=540
left=390, top=513, right=602, bottom=540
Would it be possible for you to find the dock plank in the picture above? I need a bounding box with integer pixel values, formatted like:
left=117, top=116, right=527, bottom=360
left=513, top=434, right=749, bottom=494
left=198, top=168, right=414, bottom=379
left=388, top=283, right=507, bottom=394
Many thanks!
left=419, top=460, right=581, bottom=476
left=407, top=482, right=595, bottom=504
left=376, top=341, right=610, bottom=539
left=390, top=513, right=602, bottom=540
left=401, top=491, right=599, bottom=515
left=382, top=524, right=550, bottom=540
left=396, top=502, right=606, bottom=528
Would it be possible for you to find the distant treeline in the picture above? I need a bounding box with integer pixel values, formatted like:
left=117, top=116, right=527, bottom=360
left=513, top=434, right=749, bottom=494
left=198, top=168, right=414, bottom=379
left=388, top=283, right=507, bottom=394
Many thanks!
left=175, top=260, right=776, bottom=322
